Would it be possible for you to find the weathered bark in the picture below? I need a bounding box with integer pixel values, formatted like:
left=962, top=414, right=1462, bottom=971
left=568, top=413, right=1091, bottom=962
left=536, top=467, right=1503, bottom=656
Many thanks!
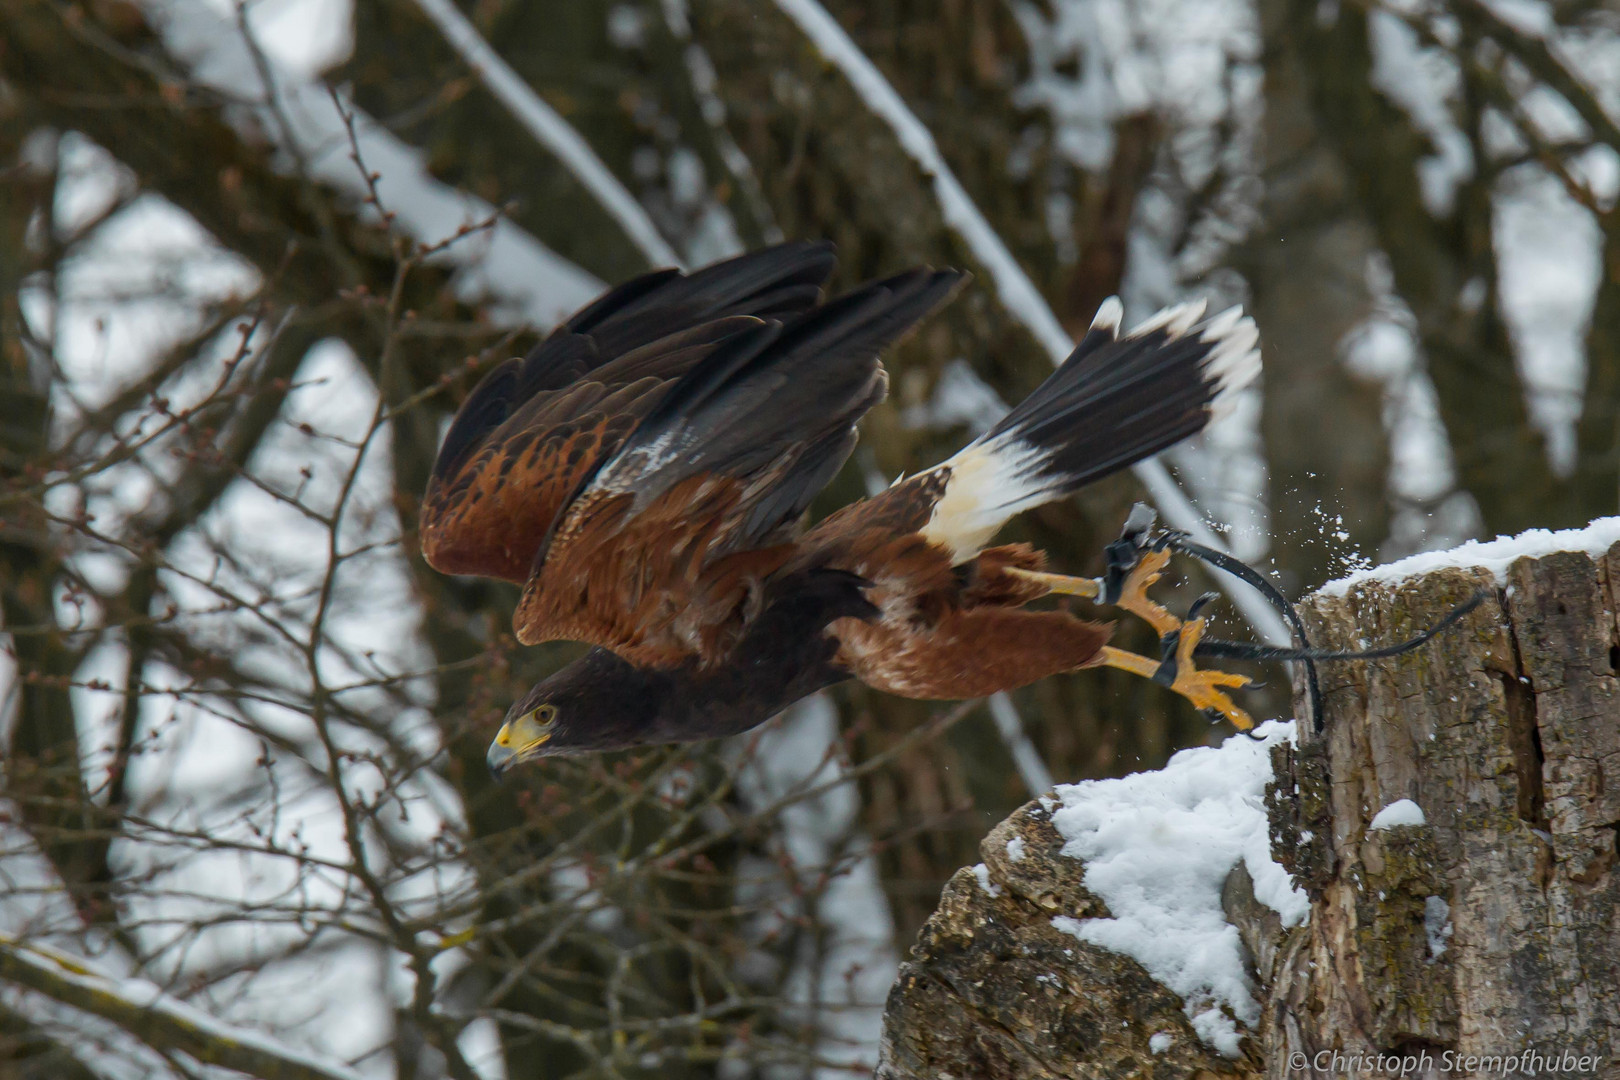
left=878, top=539, right=1620, bottom=1077
left=877, top=803, right=1261, bottom=1080
left=1262, top=546, right=1620, bottom=1075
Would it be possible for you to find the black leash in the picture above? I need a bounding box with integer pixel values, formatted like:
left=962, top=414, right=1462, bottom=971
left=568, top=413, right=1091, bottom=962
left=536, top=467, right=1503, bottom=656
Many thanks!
left=1192, top=589, right=1488, bottom=664
left=1103, top=504, right=1490, bottom=736
left=1159, top=531, right=1328, bottom=735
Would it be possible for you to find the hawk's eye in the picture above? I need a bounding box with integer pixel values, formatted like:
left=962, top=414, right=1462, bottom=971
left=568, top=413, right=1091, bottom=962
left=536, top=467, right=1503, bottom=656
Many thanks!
left=496, top=704, right=557, bottom=752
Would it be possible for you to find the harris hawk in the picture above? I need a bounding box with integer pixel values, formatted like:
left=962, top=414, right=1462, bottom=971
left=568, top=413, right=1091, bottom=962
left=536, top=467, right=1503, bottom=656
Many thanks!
left=418, top=243, right=1261, bottom=776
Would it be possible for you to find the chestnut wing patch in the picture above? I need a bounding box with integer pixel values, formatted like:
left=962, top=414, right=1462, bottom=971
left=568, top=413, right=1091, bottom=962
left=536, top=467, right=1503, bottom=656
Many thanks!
left=420, top=244, right=839, bottom=583
left=420, top=384, right=646, bottom=582
left=514, top=476, right=797, bottom=666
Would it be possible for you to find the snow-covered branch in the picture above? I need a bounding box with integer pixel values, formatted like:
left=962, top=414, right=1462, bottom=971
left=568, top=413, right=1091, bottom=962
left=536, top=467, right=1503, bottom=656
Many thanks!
left=139, top=0, right=602, bottom=328
left=771, top=0, right=1071, bottom=361
left=0, top=937, right=366, bottom=1080
left=408, top=0, right=682, bottom=268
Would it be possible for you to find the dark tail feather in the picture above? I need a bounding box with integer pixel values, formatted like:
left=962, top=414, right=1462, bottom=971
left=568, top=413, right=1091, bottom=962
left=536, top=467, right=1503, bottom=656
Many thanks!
left=989, top=298, right=1260, bottom=497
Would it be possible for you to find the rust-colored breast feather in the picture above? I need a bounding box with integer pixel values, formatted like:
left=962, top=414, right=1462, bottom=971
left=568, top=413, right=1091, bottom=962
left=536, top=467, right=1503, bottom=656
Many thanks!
left=800, top=474, right=1113, bottom=700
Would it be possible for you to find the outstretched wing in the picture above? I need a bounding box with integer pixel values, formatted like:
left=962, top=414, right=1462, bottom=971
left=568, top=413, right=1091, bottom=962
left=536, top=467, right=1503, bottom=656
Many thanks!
left=419, top=243, right=837, bottom=582
left=514, top=268, right=967, bottom=667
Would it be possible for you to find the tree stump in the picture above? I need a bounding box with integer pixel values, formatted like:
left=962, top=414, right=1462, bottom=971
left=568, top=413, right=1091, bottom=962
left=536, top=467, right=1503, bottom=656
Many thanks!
left=877, top=540, right=1620, bottom=1078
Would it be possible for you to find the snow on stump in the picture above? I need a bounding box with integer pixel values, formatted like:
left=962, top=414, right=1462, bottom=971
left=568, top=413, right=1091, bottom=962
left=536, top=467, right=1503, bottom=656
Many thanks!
left=876, top=521, right=1620, bottom=1079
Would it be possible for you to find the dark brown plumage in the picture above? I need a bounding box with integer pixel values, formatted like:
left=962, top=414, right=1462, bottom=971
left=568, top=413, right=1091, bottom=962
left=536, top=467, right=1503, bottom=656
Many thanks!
left=419, top=244, right=1262, bottom=774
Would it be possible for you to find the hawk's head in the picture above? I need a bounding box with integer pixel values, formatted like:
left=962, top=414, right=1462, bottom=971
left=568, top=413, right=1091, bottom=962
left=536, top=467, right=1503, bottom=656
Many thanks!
left=484, top=649, right=668, bottom=777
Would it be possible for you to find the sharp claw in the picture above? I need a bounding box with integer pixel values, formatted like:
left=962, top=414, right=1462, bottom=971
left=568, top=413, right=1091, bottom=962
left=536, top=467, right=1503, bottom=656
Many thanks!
left=1161, top=610, right=1256, bottom=730
left=1186, top=591, right=1221, bottom=622
left=1149, top=529, right=1184, bottom=553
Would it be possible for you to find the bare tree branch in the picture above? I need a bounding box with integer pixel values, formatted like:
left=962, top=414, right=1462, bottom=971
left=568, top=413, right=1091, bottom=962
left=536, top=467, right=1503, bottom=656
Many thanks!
left=0, top=937, right=366, bottom=1080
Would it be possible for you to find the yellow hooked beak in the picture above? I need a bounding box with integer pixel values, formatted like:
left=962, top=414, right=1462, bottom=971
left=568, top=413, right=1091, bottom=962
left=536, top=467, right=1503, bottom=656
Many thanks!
left=486, top=704, right=556, bottom=778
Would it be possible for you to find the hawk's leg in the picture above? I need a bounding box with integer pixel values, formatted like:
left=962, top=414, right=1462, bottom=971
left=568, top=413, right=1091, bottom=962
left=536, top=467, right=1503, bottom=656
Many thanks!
left=1005, top=547, right=1179, bottom=636
left=1098, top=611, right=1255, bottom=731
left=1008, top=503, right=1255, bottom=729
left=1001, top=568, right=1101, bottom=599
left=1007, top=558, right=1256, bottom=729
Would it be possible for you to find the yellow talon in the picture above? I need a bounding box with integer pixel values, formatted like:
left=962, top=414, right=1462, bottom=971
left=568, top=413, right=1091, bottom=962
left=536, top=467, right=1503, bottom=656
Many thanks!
left=1017, top=539, right=1256, bottom=731
left=1117, top=547, right=1180, bottom=637
left=1166, top=617, right=1255, bottom=730
left=1099, top=616, right=1255, bottom=731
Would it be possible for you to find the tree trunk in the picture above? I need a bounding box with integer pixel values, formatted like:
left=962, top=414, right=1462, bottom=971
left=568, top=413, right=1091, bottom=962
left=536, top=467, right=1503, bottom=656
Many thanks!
left=1246, top=0, right=1391, bottom=595
left=876, top=539, right=1620, bottom=1078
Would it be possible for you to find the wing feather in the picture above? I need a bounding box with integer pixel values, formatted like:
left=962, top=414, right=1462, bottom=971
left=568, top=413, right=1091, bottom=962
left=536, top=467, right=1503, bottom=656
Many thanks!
left=419, top=244, right=837, bottom=582
left=514, top=269, right=966, bottom=664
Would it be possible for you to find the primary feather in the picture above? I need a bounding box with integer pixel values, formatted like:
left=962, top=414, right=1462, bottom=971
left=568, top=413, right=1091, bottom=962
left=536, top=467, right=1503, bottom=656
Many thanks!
left=513, top=267, right=965, bottom=664
left=420, top=242, right=839, bottom=582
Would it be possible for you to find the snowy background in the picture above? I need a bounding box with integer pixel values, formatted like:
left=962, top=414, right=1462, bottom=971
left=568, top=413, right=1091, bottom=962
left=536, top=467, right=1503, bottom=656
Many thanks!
left=1, top=0, right=1617, bottom=1075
